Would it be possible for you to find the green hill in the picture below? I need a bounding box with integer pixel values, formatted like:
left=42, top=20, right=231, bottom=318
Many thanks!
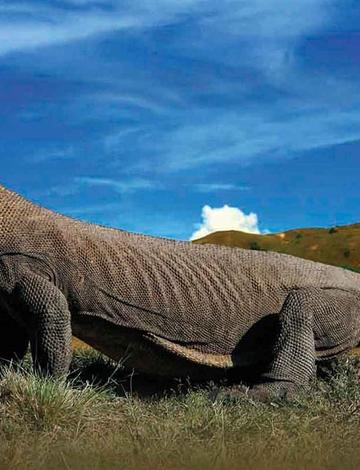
left=193, top=223, right=360, bottom=273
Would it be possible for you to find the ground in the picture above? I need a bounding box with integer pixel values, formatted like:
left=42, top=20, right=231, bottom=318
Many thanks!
left=0, top=350, right=358, bottom=470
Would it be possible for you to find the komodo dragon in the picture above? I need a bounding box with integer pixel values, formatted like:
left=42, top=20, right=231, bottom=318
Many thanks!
left=0, top=184, right=359, bottom=399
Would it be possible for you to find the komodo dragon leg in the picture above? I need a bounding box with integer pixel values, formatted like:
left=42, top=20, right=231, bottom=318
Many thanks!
left=250, top=288, right=318, bottom=400
left=0, top=311, right=29, bottom=365
left=220, top=288, right=359, bottom=402
left=249, top=287, right=360, bottom=400
left=15, top=273, right=72, bottom=377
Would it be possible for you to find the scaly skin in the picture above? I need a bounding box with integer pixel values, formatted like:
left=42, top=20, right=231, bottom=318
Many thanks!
left=0, top=184, right=359, bottom=398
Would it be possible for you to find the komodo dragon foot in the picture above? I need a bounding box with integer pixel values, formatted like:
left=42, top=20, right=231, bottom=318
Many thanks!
left=211, top=382, right=302, bottom=403
left=246, top=382, right=303, bottom=402
left=213, top=286, right=360, bottom=403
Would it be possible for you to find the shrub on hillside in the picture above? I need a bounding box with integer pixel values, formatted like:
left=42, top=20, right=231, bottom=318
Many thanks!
left=249, top=241, right=262, bottom=251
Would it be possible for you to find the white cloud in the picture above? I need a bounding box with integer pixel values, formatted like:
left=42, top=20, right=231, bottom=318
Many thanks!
left=190, top=204, right=261, bottom=240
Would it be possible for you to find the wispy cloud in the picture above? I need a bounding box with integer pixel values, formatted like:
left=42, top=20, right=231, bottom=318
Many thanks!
left=93, top=93, right=170, bottom=116
left=74, top=176, right=161, bottom=193
left=0, top=1, right=206, bottom=56
left=3, top=2, right=354, bottom=175
left=193, top=183, right=249, bottom=192
left=36, top=176, right=162, bottom=199
left=0, top=4, right=128, bottom=55
left=119, top=104, right=360, bottom=172
left=61, top=202, right=187, bottom=239
left=60, top=202, right=124, bottom=217
left=0, top=0, right=332, bottom=63
left=29, top=146, right=75, bottom=163
left=103, top=127, right=143, bottom=152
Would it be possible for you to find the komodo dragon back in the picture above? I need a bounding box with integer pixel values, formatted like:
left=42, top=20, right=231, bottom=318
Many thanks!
left=0, top=184, right=359, bottom=374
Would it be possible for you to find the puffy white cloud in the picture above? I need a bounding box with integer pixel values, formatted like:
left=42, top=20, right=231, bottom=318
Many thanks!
left=190, top=204, right=261, bottom=240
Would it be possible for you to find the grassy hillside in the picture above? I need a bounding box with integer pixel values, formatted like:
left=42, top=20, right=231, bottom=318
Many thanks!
left=193, top=223, right=360, bottom=272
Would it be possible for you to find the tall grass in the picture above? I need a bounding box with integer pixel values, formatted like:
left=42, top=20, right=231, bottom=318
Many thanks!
left=0, top=352, right=358, bottom=470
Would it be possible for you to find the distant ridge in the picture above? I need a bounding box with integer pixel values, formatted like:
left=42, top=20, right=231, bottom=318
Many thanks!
left=192, top=222, right=360, bottom=272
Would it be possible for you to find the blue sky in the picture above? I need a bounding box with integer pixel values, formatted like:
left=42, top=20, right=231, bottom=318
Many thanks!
left=0, top=0, right=359, bottom=239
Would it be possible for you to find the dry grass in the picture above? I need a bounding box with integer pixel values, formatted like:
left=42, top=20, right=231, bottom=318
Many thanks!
left=0, top=351, right=358, bottom=470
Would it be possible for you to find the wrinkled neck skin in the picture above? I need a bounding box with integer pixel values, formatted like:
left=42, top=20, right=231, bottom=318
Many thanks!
left=0, top=184, right=54, bottom=290
left=0, top=255, right=16, bottom=294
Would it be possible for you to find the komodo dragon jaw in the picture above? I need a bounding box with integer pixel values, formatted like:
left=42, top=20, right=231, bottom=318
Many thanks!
left=0, top=183, right=360, bottom=399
